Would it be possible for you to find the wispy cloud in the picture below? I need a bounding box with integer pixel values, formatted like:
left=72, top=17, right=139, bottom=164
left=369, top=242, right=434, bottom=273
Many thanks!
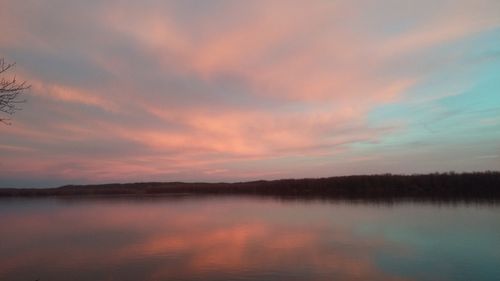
left=1, top=0, right=499, bottom=187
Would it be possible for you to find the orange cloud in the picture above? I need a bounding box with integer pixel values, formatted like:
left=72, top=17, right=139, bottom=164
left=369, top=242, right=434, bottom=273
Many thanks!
left=2, top=0, right=499, bottom=186
left=29, top=80, right=118, bottom=111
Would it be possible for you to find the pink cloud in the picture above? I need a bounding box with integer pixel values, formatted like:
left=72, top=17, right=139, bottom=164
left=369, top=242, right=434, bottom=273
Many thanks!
left=1, top=0, right=499, bottom=185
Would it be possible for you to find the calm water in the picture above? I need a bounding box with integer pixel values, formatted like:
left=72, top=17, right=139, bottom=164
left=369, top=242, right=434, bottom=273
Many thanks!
left=0, top=196, right=499, bottom=281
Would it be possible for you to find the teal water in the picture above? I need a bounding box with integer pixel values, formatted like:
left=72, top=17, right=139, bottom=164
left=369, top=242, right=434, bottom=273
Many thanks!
left=0, top=196, right=499, bottom=281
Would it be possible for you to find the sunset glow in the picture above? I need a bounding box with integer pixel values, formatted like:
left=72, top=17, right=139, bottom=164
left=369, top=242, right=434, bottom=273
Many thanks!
left=1, top=0, right=499, bottom=187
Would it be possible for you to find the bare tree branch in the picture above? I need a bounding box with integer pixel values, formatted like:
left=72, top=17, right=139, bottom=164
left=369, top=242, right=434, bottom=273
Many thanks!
left=0, top=58, right=29, bottom=125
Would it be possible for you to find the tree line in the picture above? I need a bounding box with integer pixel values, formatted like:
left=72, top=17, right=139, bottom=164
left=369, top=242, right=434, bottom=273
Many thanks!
left=1, top=172, right=499, bottom=203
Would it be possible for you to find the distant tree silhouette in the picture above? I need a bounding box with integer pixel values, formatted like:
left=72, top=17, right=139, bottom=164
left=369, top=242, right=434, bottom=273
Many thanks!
left=1, top=172, right=499, bottom=202
left=0, top=58, right=28, bottom=125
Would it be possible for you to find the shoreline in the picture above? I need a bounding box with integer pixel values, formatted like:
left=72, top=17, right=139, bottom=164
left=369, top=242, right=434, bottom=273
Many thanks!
left=1, top=172, right=499, bottom=201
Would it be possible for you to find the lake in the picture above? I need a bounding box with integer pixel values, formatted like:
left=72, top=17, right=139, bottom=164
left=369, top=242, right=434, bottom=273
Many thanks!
left=0, top=196, right=499, bottom=281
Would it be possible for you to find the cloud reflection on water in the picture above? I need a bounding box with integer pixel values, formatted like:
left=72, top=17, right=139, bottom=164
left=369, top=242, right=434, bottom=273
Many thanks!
left=0, top=197, right=416, bottom=281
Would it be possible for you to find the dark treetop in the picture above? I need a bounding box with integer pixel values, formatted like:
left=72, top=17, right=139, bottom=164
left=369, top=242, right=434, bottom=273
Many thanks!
left=1, top=172, right=499, bottom=202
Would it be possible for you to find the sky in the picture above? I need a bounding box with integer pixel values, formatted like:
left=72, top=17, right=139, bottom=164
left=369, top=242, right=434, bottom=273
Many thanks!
left=0, top=0, right=499, bottom=188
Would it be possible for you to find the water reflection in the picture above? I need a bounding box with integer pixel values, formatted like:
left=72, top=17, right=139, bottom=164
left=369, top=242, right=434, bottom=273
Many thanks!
left=0, top=196, right=499, bottom=281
